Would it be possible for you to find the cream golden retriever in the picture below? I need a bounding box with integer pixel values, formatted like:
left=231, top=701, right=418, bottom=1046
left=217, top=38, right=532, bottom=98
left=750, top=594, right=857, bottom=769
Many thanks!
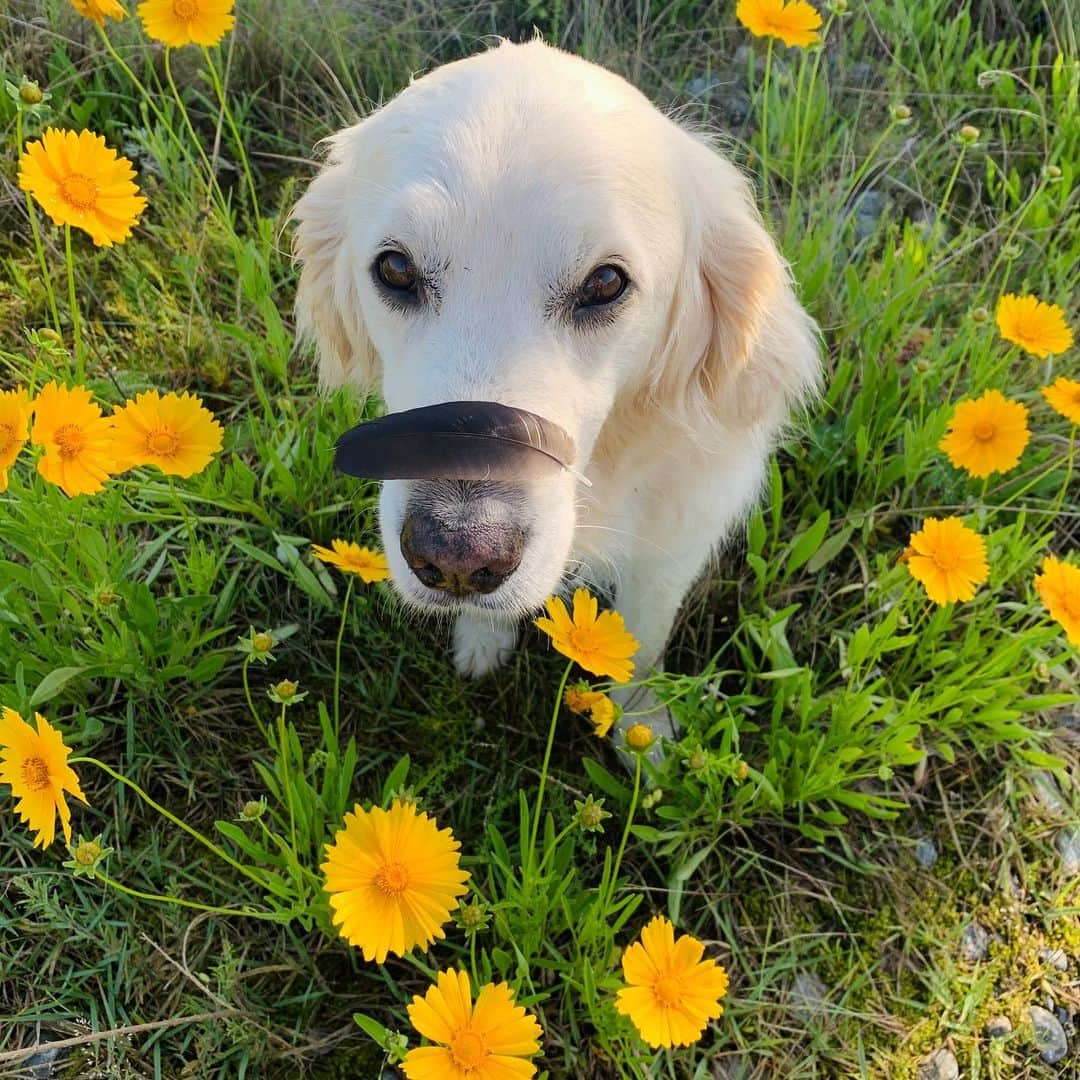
left=293, top=40, right=820, bottom=748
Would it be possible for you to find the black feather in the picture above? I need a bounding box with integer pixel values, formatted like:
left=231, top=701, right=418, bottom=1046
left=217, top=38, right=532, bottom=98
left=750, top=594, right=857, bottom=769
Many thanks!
left=334, top=401, right=577, bottom=481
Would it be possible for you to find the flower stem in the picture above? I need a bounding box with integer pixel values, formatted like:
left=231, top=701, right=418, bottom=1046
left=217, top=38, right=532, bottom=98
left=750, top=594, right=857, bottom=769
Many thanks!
left=603, top=753, right=642, bottom=914
left=241, top=655, right=268, bottom=740
left=278, top=704, right=298, bottom=856
left=95, top=871, right=281, bottom=920
left=760, top=37, right=774, bottom=222
left=937, top=144, right=967, bottom=225
left=332, top=577, right=354, bottom=744
left=63, top=225, right=84, bottom=382
left=15, top=110, right=62, bottom=335
left=95, top=24, right=189, bottom=163
left=201, top=45, right=259, bottom=218
left=71, top=756, right=272, bottom=892
left=527, top=661, right=574, bottom=871
left=163, top=46, right=222, bottom=209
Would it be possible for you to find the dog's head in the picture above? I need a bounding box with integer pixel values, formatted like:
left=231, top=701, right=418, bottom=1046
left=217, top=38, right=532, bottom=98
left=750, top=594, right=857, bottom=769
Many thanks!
left=293, top=40, right=818, bottom=618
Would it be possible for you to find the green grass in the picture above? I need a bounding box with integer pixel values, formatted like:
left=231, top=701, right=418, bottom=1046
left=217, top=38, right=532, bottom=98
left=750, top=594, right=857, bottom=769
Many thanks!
left=1, top=0, right=1078, bottom=1076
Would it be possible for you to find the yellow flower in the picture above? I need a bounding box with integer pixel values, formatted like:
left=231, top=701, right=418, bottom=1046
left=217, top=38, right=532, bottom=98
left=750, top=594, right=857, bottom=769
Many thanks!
left=938, top=389, right=1030, bottom=479
left=403, top=968, right=543, bottom=1080
left=615, top=915, right=730, bottom=1049
left=71, top=0, right=126, bottom=26
left=535, top=588, right=639, bottom=683
left=1034, top=555, right=1080, bottom=647
left=111, top=389, right=223, bottom=477
left=1042, top=377, right=1080, bottom=425
left=0, top=707, right=87, bottom=849
left=138, top=0, right=235, bottom=47
left=31, top=382, right=119, bottom=497
left=321, top=799, right=469, bottom=963
left=905, top=517, right=988, bottom=605
left=311, top=540, right=391, bottom=583
left=735, top=0, right=822, bottom=47
left=625, top=723, right=655, bottom=751
left=18, top=128, right=146, bottom=247
left=995, top=294, right=1074, bottom=358
left=0, top=387, right=33, bottom=494
left=564, top=685, right=616, bottom=737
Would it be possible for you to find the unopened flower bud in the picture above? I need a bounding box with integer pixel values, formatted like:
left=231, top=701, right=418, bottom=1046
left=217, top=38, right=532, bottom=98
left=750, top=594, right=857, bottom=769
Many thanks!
left=625, top=723, right=654, bottom=751
left=74, top=840, right=101, bottom=866
left=971, top=306, right=990, bottom=323
left=891, top=103, right=912, bottom=124
left=736, top=761, right=750, bottom=781
left=1045, top=164, right=1062, bottom=182
left=19, top=80, right=43, bottom=105
left=240, top=800, right=265, bottom=820
left=687, top=750, right=707, bottom=771
left=958, top=124, right=980, bottom=144
left=252, top=631, right=274, bottom=653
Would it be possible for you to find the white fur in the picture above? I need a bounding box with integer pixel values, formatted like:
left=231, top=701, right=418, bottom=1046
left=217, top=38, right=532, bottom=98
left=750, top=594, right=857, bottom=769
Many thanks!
left=293, top=41, right=820, bottom=741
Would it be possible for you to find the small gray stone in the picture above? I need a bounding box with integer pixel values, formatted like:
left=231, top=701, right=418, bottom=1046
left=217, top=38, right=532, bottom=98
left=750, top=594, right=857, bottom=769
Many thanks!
left=1039, top=946, right=1068, bottom=972
left=1030, top=1005, right=1069, bottom=1064
left=790, top=971, right=828, bottom=1019
left=687, top=75, right=721, bottom=101
left=914, top=837, right=938, bottom=868
left=985, top=1015, right=1012, bottom=1039
left=1056, top=826, right=1080, bottom=876
left=960, top=921, right=990, bottom=963
left=851, top=189, right=888, bottom=242
left=916, top=1047, right=959, bottom=1080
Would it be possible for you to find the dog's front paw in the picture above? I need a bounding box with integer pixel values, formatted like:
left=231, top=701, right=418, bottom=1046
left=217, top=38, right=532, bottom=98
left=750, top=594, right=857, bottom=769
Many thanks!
left=453, top=613, right=519, bottom=679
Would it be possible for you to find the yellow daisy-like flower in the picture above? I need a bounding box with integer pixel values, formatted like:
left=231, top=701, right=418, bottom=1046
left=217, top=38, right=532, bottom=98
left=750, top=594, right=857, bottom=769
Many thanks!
left=1042, top=377, right=1080, bottom=425
left=111, top=389, right=224, bottom=477
left=311, top=539, right=391, bottom=583
left=1034, top=555, right=1080, bottom=647
left=535, top=588, right=639, bottom=683
left=321, top=799, right=469, bottom=963
left=0, top=386, right=33, bottom=494
left=995, top=294, right=1074, bottom=358
left=137, top=0, right=235, bottom=47
left=0, top=707, right=87, bottom=849
left=938, top=389, right=1030, bottom=479
left=403, top=968, right=543, bottom=1080
left=905, top=517, right=988, bottom=605
left=70, top=0, right=126, bottom=26
left=18, top=128, right=146, bottom=247
left=564, top=685, right=617, bottom=738
left=735, top=0, right=822, bottom=47
left=615, top=915, right=730, bottom=1049
left=31, top=382, right=119, bottom=497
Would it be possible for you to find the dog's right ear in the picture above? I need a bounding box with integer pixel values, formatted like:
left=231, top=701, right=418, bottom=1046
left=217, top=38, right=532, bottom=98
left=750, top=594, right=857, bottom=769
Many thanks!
left=292, top=124, right=380, bottom=392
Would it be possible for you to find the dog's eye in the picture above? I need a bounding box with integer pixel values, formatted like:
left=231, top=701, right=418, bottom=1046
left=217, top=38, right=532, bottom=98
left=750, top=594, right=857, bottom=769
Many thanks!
left=375, top=250, right=418, bottom=292
left=578, top=264, right=628, bottom=308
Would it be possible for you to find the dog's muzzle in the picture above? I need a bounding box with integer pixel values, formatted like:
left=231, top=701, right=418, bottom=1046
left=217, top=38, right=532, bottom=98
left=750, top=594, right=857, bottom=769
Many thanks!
left=399, top=484, right=527, bottom=598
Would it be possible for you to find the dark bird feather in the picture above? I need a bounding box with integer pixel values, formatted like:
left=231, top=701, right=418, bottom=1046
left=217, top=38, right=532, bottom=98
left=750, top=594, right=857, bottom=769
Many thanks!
left=334, top=401, right=577, bottom=481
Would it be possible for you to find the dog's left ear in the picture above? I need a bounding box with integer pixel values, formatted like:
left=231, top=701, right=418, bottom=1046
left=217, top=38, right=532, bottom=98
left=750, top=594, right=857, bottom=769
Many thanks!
left=653, top=130, right=821, bottom=436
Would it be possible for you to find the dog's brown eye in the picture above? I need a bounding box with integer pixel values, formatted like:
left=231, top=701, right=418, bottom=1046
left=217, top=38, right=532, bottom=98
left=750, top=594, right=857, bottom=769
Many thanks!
left=376, top=250, right=418, bottom=292
left=579, top=264, right=628, bottom=308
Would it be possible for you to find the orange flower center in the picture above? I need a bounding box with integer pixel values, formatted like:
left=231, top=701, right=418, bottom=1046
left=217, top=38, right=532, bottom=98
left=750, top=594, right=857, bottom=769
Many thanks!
left=929, top=548, right=961, bottom=573
left=567, top=626, right=596, bottom=655
left=653, top=974, right=683, bottom=1007
left=449, top=1029, right=487, bottom=1069
left=374, top=861, right=410, bottom=896
left=146, top=428, right=181, bottom=457
left=59, top=173, right=98, bottom=211
left=172, top=0, right=199, bottom=19
left=21, top=756, right=51, bottom=792
left=54, top=423, right=86, bottom=459
left=972, top=421, right=997, bottom=442
left=0, top=422, right=17, bottom=455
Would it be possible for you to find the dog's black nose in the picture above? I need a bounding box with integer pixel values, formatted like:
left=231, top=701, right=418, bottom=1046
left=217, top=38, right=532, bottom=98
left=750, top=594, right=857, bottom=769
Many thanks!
left=400, top=510, right=524, bottom=596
